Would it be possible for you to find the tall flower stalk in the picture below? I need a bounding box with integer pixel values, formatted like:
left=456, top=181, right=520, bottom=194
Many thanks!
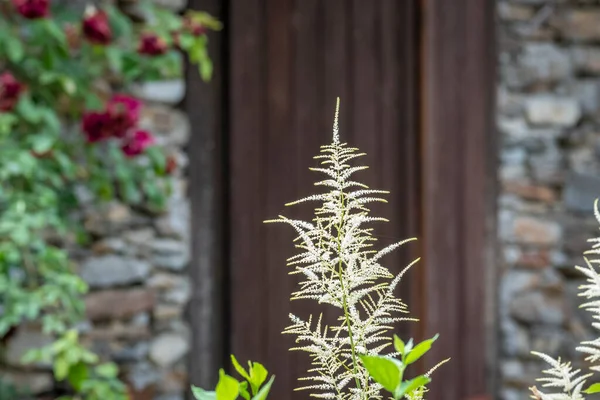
left=266, top=99, right=421, bottom=399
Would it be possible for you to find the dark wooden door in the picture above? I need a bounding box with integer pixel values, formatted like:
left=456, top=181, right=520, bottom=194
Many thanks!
left=186, top=0, right=496, bottom=399
left=228, top=1, right=420, bottom=399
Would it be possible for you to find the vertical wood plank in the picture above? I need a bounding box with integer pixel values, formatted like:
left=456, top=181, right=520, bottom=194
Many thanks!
left=264, top=0, right=296, bottom=397
left=186, top=0, right=226, bottom=389
left=462, top=0, right=497, bottom=396
left=378, top=0, right=421, bottom=342
left=229, top=0, right=267, bottom=370
left=420, top=0, right=496, bottom=399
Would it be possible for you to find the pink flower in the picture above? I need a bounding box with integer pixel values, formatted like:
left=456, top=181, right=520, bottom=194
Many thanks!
left=81, top=111, right=112, bottom=142
left=0, top=72, right=24, bottom=112
left=12, top=0, right=49, bottom=19
left=82, top=6, right=112, bottom=45
left=106, top=94, right=142, bottom=138
left=121, top=130, right=155, bottom=157
left=138, top=33, right=168, bottom=56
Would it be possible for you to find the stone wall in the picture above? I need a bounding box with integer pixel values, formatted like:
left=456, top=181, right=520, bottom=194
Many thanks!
left=1, top=78, right=191, bottom=400
left=498, top=1, right=600, bottom=398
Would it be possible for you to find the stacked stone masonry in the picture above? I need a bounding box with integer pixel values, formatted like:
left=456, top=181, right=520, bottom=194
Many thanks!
left=499, top=0, right=600, bottom=398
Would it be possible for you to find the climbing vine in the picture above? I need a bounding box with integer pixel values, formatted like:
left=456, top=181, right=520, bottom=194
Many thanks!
left=0, top=0, right=219, bottom=398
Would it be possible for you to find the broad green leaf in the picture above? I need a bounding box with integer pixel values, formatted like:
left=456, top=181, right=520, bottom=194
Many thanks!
left=67, top=362, right=88, bottom=391
left=231, top=354, right=251, bottom=381
left=32, top=134, right=55, bottom=154
left=6, top=36, right=24, bottom=62
left=394, top=375, right=431, bottom=399
left=54, top=358, right=69, bottom=381
left=251, top=376, right=275, bottom=400
left=42, top=20, right=67, bottom=47
left=248, top=362, right=268, bottom=394
left=359, top=355, right=402, bottom=393
left=584, top=383, right=600, bottom=394
left=16, top=95, right=42, bottom=123
left=404, top=334, right=439, bottom=365
left=393, top=335, right=405, bottom=355
left=215, top=369, right=239, bottom=400
left=106, top=5, right=133, bottom=38
left=191, top=386, right=217, bottom=400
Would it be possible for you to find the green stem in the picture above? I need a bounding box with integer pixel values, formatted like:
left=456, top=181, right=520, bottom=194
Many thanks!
left=335, top=190, right=363, bottom=395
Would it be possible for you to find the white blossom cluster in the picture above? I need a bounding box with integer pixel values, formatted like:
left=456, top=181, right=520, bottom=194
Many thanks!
left=267, top=100, right=419, bottom=399
left=531, top=200, right=600, bottom=399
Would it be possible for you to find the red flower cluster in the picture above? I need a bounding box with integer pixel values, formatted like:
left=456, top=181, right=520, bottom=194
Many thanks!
left=82, top=95, right=154, bottom=157
left=12, top=0, right=49, bottom=19
left=0, top=72, right=24, bottom=112
left=138, top=33, right=168, bottom=56
left=121, top=130, right=155, bottom=157
left=82, top=6, right=112, bottom=45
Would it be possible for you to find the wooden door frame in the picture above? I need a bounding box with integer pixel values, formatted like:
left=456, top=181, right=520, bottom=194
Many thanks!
left=185, top=0, right=498, bottom=397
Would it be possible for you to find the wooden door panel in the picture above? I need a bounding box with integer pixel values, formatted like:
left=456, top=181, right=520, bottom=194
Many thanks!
left=229, top=1, right=419, bottom=398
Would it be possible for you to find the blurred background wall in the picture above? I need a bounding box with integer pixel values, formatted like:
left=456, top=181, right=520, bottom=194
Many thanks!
left=497, top=1, right=600, bottom=399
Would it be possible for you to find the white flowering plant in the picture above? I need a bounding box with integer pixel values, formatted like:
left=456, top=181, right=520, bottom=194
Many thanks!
left=531, top=200, right=600, bottom=399
left=192, top=99, right=447, bottom=399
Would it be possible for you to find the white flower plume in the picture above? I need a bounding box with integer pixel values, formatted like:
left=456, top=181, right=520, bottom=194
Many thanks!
left=266, top=99, right=418, bottom=399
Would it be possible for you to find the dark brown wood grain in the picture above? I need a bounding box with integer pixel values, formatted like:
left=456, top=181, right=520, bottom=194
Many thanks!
left=228, top=1, right=422, bottom=398
left=420, top=0, right=496, bottom=398
left=187, top=0, right=496, bottom=398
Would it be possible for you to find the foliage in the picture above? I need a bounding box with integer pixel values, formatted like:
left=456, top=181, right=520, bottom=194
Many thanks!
left=360, top=334, right=449, bottom=400
left=191, top=355, right=275, bottom=400
left=0, top=0, right=219, bottom=398
left=191, top=99, right=447, bottom=399
left=531, top=199, right=600, bottom=399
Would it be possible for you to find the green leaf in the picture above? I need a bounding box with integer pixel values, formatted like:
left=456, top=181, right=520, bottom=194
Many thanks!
left=251, top=376, right=274, bottom=400
left=238, top=381, right=251, bottom=400
left=191, top=386, right=217, bottom=400
left=106, top=5, right=133, bottom=38
left=215, top=369, right=239, bottom=400
left=5, top=36, right=24, bottom=63
left=67, top=362, right=88, bottom=391
left=96, top=363, right=118, bottom=379
left=248, top=362, right=268, bottom=395
left=231, top=354, right=251, bottom=381
left=404, top=334, right=439, bottom=365
left=106, top=47, right=123, bottom=72
left=42, top=19, right=67, bottom=47
left=359, top=355, right=402, bottom=393
left=584, top=383, right=600, bottom=394
left=393, top=335, right=405, bottom=355
left=16, top=95, right=42, bottom=123
left=404, top=338, right=414, bottom=354
left=32, top=133, right=55, bottom=154
left=54, top=358, right=70, bottom=381
left=394, top=375, right=431, bottom=399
